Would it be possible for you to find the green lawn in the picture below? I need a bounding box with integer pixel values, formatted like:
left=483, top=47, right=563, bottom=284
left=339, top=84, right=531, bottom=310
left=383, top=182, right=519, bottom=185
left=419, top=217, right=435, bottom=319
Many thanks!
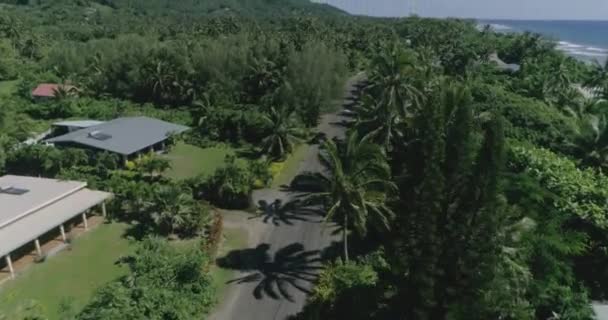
left=163, top=143, right=238, bottom=180
left=0, top=223, right=134, bottom=320
left=0, top=80, right=18, bottom=96
left=211, top=227, right=248, bottom=300
left=271, top=144, right=312, bottom=188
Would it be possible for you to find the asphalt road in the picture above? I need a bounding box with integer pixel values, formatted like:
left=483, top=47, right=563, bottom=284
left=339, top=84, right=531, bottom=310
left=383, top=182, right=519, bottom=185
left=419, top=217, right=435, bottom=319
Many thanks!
left=209, top=73, right=366, bottom=320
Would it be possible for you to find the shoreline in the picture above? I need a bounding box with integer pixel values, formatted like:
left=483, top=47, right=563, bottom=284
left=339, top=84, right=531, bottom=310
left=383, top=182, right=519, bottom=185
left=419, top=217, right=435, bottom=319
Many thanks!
left=478, top=20, right=608, bottom=64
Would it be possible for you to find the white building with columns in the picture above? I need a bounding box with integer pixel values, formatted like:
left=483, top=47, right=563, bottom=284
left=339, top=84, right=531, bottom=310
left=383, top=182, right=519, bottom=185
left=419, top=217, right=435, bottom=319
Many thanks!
left=0, top=175, right=111, bottom=279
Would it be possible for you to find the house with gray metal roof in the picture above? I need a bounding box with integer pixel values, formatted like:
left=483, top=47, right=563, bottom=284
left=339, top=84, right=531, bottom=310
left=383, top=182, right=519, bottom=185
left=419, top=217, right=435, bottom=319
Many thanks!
left=0, top=175, right=111, bottom=279
left=45, top=117, right=189, bottom=159
left=52, top=120, right=106, bottom=132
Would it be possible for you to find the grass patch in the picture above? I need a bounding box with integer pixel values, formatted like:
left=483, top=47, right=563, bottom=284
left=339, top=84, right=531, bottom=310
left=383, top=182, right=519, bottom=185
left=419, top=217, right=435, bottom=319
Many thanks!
left=0, top=223, right=135, bottom=320
left=0, top=80, right=18, bottom=96
left=271, top=144, right=312, bottom=188
left=211, top=227, right=248, bottom=300
left=163, top=142, right=238, bottom=180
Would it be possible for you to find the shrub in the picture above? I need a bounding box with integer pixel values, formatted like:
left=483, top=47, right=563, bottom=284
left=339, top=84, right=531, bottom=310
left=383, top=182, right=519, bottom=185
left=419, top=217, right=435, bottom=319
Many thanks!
left=195, top=156, right=254, bottom=209
left=249, top=159, right=272, bottom=188
left=77, top=238, right=215, bottom=320
left=508, top=142, right=608, bottom=228
left=269, top=161, right=284, bottom=180
left=294, top=251, right=388, bottom=320
left=473, top=84, right=578, bottom=154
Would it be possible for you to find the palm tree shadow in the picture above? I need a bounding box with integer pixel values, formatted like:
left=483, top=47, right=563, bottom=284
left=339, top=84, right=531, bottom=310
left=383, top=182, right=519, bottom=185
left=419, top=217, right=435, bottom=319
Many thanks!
left=251, top=198, right=324, bottom=226
left=217, top=243, right=323, bottom=302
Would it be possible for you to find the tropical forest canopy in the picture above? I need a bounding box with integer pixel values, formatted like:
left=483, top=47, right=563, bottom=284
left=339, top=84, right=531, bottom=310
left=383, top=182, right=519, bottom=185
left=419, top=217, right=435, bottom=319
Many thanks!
left=1, top=0, right=608, bottom=319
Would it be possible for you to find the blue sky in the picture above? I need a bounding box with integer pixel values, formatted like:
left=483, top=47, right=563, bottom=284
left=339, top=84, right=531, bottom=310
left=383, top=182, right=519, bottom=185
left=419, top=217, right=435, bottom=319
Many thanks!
left=322, top=0, right=608, bottom=20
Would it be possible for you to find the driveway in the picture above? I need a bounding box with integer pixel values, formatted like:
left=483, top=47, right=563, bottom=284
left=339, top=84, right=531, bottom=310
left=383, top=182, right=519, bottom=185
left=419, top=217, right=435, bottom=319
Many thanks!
left=209, top=73, right=366, bottom=320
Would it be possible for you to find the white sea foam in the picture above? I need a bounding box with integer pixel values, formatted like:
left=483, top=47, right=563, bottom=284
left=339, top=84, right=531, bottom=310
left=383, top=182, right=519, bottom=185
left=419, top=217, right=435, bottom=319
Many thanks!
left=554, top=40, right=608, bottom=62
left=489, top=23, right=512, bottom=31
left=586, top=46, right=608, bottom=53
left=567, top=50, right=607, bottom=58
left=557, top=41, right=584, bottom=49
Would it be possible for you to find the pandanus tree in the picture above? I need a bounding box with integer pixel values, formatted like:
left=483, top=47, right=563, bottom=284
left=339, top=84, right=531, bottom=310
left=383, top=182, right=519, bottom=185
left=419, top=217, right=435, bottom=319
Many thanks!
left=304, top=132, right=395, bottom=261
left=260, top=106, right=304, bottom=160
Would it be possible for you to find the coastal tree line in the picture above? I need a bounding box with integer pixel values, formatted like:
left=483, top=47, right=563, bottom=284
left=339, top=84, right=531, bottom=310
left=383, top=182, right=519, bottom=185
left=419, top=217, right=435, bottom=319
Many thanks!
left=1, top=0, right=608, bottom=319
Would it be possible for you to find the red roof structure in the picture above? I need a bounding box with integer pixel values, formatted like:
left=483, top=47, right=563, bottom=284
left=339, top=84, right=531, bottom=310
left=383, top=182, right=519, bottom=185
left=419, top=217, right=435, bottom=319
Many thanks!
left=31, top=84, right=76, bottom=98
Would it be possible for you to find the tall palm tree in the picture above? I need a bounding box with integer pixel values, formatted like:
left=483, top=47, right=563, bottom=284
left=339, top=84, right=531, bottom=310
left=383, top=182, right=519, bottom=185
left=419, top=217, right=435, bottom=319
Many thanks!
left=305, top=133, right=395, bottom=261
left=368, top=46, right=423, bottom=121
left=353, top=94, right=404, bottom=151
left=261, top=106, right=305, bottom=160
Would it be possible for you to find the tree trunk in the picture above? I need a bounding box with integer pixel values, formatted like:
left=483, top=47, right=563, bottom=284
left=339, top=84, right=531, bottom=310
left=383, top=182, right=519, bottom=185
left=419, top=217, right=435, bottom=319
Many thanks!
left=343, top=214, right=349, bottom=262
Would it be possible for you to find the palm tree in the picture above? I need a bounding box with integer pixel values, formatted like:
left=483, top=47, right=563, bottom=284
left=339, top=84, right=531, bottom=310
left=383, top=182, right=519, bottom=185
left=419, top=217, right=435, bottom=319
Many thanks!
left=353, top=94, right=404, bottom=151
left=261, top=106, right=305, bottom=160
left=304, top=133, right=395, bottom=261
left=575, top=113, right=608, bottom=170
left=585, top=59, right=608, bottom=98
left=151, top=185, right=196, bottom=236
left=52, top=84, right=77, bottom=101
left=552, top=56, right=572, bottom=92
left=368, top=46, right=423, bottom=121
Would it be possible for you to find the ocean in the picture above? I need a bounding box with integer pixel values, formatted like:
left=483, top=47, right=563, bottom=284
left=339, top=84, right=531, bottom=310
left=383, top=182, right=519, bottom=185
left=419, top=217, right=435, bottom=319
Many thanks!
left=479, top=20, right=608, bottom=64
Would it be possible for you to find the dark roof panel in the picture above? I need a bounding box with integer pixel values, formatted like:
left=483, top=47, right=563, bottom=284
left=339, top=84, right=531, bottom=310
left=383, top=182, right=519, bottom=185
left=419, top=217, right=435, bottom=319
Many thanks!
left=46, top=117, right=189, bottom=155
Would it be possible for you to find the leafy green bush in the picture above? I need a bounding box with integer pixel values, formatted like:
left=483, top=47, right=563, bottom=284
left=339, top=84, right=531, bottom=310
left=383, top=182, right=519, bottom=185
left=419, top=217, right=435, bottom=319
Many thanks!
left=473, top=84, right=578, bottom=154
left=6, top=145, right=89, bottom=177
left=294, top=251, right=388, bottom=320
left=509, top=142, right=608, bottom=228
left=192, top=155, right=254, bottom=209
left=77, top=238, right=215, bottom=320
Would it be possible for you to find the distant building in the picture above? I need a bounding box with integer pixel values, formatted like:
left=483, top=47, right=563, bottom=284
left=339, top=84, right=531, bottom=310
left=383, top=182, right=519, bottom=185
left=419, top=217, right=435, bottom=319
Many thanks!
left=31, top=83, right=78, bottom=99
left=0, top=175, right=111, bottom=279
left=45, top=116, right=189, bottom=162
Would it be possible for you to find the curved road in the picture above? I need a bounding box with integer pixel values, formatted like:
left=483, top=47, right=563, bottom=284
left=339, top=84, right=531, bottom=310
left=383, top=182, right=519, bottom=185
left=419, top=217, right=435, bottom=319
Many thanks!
left=209, top=73, right=366, bottom=320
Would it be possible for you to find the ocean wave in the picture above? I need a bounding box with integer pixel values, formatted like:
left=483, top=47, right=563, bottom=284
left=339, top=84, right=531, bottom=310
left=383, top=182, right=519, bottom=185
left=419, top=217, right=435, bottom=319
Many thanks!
left=557, top=41, right=584, bottom=49
left=567, top=50, right=607, bottom=58
left=586, top=46, right=608, bottom=53
left=554, top=40, right=608, bottom=60
left=489, top=23, right=512, bottom=31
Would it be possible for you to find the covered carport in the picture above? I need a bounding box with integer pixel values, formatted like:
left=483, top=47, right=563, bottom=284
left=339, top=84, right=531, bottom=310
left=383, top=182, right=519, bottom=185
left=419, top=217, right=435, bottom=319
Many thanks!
left=0, top=175, right=111, bottom=279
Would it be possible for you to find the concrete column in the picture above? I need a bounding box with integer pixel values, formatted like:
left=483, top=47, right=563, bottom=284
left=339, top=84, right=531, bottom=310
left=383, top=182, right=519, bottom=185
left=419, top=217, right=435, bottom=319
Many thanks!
left=5, top=255, right=14, bottom=278
left=101, top=202, right=107, bottom=218
left=82, top=212, right=88, bottom=231
left=59, top=225, right=67, bottom=242
left=34, top=239, right=42, bottom=257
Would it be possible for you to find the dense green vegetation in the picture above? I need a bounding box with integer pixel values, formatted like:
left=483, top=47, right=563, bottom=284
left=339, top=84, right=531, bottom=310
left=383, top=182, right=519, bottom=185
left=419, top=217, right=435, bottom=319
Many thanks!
left=1, top=0, right=608, bottom=319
